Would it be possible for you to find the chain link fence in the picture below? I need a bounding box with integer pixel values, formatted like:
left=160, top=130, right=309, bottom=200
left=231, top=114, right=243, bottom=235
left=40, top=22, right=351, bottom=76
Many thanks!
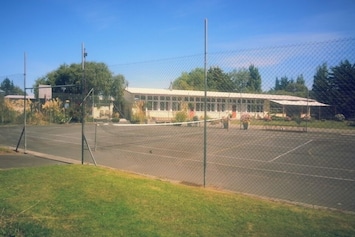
left=1, top=38, right=355, bottom=211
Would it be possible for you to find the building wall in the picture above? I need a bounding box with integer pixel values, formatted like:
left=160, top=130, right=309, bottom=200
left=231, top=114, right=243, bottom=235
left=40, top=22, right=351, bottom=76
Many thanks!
left=92, top=104, right=113, bottom=119
left=124, top=90, right=269, bottom=120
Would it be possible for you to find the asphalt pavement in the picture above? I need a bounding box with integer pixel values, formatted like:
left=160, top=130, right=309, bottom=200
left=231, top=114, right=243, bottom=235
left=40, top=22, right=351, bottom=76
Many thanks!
left=0, top=147, right=79, bottom=169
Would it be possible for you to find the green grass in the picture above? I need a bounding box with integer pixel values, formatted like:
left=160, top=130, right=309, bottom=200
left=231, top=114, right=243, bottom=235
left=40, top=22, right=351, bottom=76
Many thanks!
left=247, top=119, right=355, bottom=130
left=0, top=147, right=13, bottom=154
left=0, top=165, right=354, bottom=236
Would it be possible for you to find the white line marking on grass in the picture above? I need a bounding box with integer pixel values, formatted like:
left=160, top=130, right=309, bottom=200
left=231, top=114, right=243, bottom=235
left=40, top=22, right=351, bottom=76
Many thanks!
left=269, top=139, right=313, bottom=162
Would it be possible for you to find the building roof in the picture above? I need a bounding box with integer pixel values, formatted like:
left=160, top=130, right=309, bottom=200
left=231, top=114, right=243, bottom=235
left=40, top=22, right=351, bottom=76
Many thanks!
left=5, top=95, right=35, bottom=100
left=125, top=87, right=315, bottom=102
left=270, top=100, right=328, bottom=107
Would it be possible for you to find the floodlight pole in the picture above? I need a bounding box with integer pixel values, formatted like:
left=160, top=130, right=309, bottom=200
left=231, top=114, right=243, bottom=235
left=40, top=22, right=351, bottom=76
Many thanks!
left=203, top=19, right=208, bottom=187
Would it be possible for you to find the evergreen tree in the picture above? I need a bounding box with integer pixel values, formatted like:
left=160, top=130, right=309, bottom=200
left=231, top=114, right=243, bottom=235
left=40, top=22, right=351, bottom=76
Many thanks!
left=247, top=65, right=262, bottom=92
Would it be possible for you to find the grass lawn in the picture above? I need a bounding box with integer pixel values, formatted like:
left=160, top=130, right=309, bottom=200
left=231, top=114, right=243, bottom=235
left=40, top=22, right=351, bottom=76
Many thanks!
left=0, top=165, right=354, bottom=237
left=240, top=119, right=355, bottom=130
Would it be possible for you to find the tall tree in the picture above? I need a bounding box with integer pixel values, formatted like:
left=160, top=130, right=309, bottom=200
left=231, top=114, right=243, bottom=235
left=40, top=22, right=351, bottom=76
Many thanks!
left=329, top=60, right=355, bottom=118
left=312, top=63, right=330, bottom=103
left=312, top=60, right=355, bottom=118
left=279, top=76, right=290, bottom=90
left=207, top=67, right=234, bottom=92
left=173, top=67, right=233, bottom=92
left=285, top=74, right=308, bottom=97
left=0, top=78, right=24, bottom=95
left=229, top=68, right=250, bottom=92
left=271, top=75, right=308, bottom=97
left=34, top=62, right=114, bottom=96
left=172, top=68, right=204, bottom=90
left=274, top=77, right=280, bottom=91
left=111, top=74, right=126, bottom=114
left=247, top=65, right=262, bottom=92
left=34, top=62, right=126, bottom=120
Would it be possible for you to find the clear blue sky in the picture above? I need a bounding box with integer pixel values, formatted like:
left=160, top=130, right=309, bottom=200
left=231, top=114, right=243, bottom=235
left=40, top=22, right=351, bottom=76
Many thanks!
left=1, top=0, right=355, bottom=91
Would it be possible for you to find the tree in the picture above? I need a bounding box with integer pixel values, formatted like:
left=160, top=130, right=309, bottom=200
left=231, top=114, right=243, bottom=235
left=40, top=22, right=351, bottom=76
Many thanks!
left=271, top=75, right=308, bottom=97
left=172, top=68, right=204, bottom=90
left=207, top=67, right=234, bottom=92
left=228, top=68, right=250, bottom=92
left=173, top=65, right=261, bottom=93
left=285, top=74, right=308, bottom=97
left=247, top=65, right=262, bottom=92
left=34, top=61, right=126, bottom=121
left=329, top=60, right=355, bottom=118
left=312, top=60, right=355, bottom=118
left=0, top=78, right=24, bottom=95
left=111, top=74, right=126, bottom=115
left=34, top=62, right=114, bottom=96
left=312, top=63, right=330, bottom=103
left=279, top=76, right=290, bottom=90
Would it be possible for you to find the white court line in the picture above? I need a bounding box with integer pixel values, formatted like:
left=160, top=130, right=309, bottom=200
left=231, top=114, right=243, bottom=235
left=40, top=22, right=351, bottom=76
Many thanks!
left=269, top=139, right=313, bottom=162
left=106, top=146, right=355, bottom=182
left=208, top=160, right=355, bottom=182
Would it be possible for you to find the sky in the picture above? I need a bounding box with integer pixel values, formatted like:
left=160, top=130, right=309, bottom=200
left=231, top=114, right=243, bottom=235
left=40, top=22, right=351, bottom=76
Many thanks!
left=1, top=0, right=355, bottom=92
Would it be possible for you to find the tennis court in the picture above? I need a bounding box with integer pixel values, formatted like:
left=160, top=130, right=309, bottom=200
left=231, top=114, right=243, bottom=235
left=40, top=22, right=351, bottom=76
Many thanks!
left=1, top=123, right=355, bottom=211
left=91, top=122, right=355, bottom=211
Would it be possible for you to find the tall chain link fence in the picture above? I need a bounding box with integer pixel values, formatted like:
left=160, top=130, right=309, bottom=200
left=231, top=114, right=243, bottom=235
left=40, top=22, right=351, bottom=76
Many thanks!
left=1, top=38, right=355, bottom=211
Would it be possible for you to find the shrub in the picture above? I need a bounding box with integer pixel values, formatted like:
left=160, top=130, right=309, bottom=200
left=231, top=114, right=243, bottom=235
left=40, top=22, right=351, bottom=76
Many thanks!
left=111, top=118, right=120, bottom=123
left=175, top=111, right=188, bottom=122
left=292, top=116, right=302, bottom=125
left=131, top=101, right=146, bottom=123
left=334, top=114, right=345, bottom=121
left=284, top=116, right=292, bottom=121
left=241, top=113, right=251, bottom=124
left=263, top=114, right=272, bottom=121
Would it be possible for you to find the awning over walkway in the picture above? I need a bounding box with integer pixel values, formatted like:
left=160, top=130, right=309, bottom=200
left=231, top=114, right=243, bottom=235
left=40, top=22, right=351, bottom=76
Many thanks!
left=270, top=100, right=328, bottom=107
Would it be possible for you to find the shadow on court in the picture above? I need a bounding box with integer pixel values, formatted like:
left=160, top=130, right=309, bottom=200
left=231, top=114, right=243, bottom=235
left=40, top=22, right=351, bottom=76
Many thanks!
left=0, top=152, right=67, bottom=169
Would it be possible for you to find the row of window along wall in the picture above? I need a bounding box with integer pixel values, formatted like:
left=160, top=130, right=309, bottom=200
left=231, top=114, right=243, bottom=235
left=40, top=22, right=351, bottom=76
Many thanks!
left=134, top=95, right=265, bottom=113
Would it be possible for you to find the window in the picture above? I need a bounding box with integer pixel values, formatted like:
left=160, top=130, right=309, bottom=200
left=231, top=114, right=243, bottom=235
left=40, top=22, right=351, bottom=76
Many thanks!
left=146, top=101, right=153, bottom=110
left=196, top=103, right=201, bottom=111
left=172, top=102, right=179, bottom=111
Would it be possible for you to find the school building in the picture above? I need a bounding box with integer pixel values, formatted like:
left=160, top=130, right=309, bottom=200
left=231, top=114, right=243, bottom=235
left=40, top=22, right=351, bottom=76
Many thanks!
left=123, top=87, right=328, bottom=121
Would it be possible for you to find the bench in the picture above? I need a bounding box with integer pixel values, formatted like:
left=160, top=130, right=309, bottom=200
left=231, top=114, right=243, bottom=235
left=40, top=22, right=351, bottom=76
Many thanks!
left=263, top=125, right=307, bottom=132
left=152, top=117, right=172, bottom=123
